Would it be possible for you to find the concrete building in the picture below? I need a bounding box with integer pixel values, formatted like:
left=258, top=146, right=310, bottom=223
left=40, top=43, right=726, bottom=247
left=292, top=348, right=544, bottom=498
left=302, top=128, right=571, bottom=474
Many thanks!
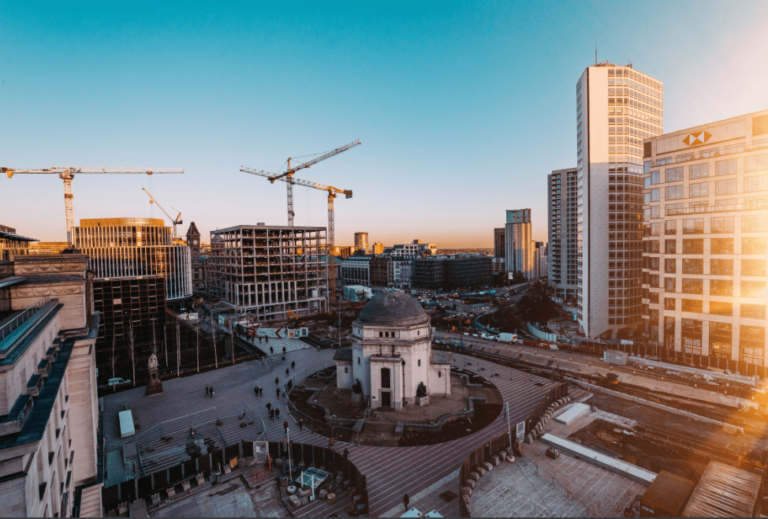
left=413, top=255, right=491, bottom=290
left=370, top=255, right=413, bottom=288
left=577, top=63, right=664, bottom=338
left=548, top=168, right=579, bottom=300
left=333, top=292, right=450, bottom=409
left=72, top=218, right=192, bottom=301
left=372, top=242, right=385, bottom=255
left=340, top=255, right=372, bottom=286
left=386, top=240, right=438, bottom=257
left=208, top=224, right=328, bottom=319
left=0, top=255, right=101, bottom=517
left=331, top=245, right=359, bottom=258
left=0, top=225, right=37, bottom=261
left=505, top=209, right=534, bottom=279
left=354, top=232, right=369, bottom=254
left=642, top=109, right=768, bottom=366
left=494, top=228, right=506, bottom=258
left=186, top=222, right=204, bottom=291
left=533, top=241, right=547, bottom=279
left=29, top=243, right=69, bottom=255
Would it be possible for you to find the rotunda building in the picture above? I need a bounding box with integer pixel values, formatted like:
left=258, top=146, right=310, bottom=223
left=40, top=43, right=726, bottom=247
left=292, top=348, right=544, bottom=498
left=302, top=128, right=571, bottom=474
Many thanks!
left=334, top=291, right=451, bottom=410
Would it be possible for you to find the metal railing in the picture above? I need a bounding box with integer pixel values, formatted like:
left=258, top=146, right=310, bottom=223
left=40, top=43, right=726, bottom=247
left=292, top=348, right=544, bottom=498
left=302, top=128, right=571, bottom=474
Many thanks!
left=0, top=296, right=50, bottom=342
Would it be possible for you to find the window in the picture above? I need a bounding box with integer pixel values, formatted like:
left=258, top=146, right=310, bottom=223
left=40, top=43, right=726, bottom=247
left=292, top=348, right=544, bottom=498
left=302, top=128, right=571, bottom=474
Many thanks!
left=715, top=159, right=737, bottom=176
left=689, top=163, right=709, bottom=179
left=716, top=179, right=737, bottom=195
left=418, top=359, right=421, bottom=367
left=665, top=220, right=677, bottom=235
left=681, top=299, right=703, bottom=313
left=665, top=277, right=676, bottom=291
left=741, top=325, right=765, bottom=366
left=742, top=259, right=767, bottom=277
left=710, top=279, right=733, bottom=296
left=710, top=322, right=732, bottom=359
left=644, top=176, right=651, bottom=189
left=345, top=367, right=348, bottom=373
left=379, top=332, right=383, bottom=337
left=650, top=292, right=659, bottom=304
left=742, top=304, right=766, bottom=319
left=649, top=257, right=660, bottom=271
left=665, top=239, right=676, bottom=254
left=689, top=182, right=709, bottom=197
left=710, top=259, right=733, bottom=275
left=710, top=217, right=734, bottom=234
left=665, top=258, right=676, bottom=273
left=742, top=215, right=768, bottom=233
left=665, top=167, right=684, bottom=182
left=647, top=240, right=660, bottom=253
left=709, top=301, right=732, bottom=316
left=381, top=367, right=391, bottom=389
left=683, top=239, right=703, bottom=254
left=651, top=171, right=660, bottom=185
left=666, top=186, right=684, bottom=199
left=664, top=298, right=676, bottom=310
left=650, top=223, right=660, bottom=236
left=651, top=206, right=661, bottom=219
left=666, top=203, right=684, bottom=215
left=358, top=357, right=361, bottom=364
left=682, top=258, right=703, bottom=274
left=742, top=281, right=767, bottom=299
left=682, top=279, right=703, bottom=294
left=742, top=237, right=767, bottom=255
left=683, top=219, right=704, bottom=234
left=745, top=154, right=768, bottom=172
left=711, top=238, right=734, bottom=254
left=745, top=175, right=768, bottom=192
left=650, top=188, right=660, bottom=202
left=438, top=371, right=442, bottom=378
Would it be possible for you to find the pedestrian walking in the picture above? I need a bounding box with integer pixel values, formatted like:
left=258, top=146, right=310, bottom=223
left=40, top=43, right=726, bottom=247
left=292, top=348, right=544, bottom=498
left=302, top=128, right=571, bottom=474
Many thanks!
left=270, top=346, right=274, bottom=355
left=291, top=361, right=295, bottom=370
left=275, top=377, right=279, bottom=385
left=299, top=418, right=304, bottom=431
left=276, top=388, right=281, bottom=398
left=205, top=385, right=209, bottom=397
left=210, top=386, right=215, bottom=397
left=343, top=448, right=349, bottom=460
left=266, top=336, right=269, bottom=343
left=275, top=408, right=281, bottom=419
left=403, top=493, right=410, bottom=511
left=260, top=387, right=264, bottom=396
left=285, top=368, right=289, bottom=377
left=283, top=346, right=286, bottom=355
left=266, top=402, right=272, bottom=412
left=254, top=385, right=259, bottom=396
left=282, top=355, right=285, bottom=363
left=283, top=420, right=289, bottom=434
left=269, top=409, right=274, bottom=420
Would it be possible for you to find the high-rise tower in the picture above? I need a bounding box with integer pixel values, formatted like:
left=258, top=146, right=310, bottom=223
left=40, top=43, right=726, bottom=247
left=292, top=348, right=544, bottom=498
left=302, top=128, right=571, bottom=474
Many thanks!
left=577, top=63, right=664, bottom=338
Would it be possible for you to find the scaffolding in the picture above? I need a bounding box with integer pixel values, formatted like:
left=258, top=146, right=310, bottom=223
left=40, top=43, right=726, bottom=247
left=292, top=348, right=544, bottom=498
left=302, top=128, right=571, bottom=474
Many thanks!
left=208, top=224, right=328, bottom=319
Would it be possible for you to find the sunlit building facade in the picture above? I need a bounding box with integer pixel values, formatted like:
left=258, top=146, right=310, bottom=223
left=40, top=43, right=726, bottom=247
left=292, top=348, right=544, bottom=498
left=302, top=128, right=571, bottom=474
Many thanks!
left=642, top=110, right=768, bottom=366
left=548, top=168, right=578, bottom=300
left=577, top=63, right=664, bottom=339
left=505, top=209, right=533, bottom=279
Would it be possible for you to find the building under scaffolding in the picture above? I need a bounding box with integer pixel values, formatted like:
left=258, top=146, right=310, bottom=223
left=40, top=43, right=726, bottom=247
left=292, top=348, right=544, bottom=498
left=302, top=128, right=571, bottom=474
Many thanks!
left=207, top=224, right=328, bottom=319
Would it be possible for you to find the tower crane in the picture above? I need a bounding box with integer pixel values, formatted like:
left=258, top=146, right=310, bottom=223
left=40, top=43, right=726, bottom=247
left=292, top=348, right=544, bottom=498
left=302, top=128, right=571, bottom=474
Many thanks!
left=142, top=188, right=183, bottom=240
left=2, top=167, right=184, bottom=245
left=256, top=140, right=360, bottom=227
left=240, top=166, right=352, bottom=305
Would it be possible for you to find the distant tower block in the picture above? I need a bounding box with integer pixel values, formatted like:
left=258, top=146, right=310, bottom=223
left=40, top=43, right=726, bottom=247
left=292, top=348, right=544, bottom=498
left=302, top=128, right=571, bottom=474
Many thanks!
left=355, top=232, right=369, bottom=254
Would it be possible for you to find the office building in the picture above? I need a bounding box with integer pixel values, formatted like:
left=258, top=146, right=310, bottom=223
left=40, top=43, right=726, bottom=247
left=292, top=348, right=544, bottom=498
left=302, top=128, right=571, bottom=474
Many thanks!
left=72, top=218, right=192, bottom=301
left=533, top=241, right=547, bottom=279
left=354, top=232, right=369, bottom=254
left=208, top=224, right=328, bottom=318
left=331, top=246, right=359, bottom=258
left=372, top=242, right=385, bottom=255
left=413, top=255, right=491, bottom=290
left=548, top=168, right=579, bottom=300
left=642, top=109, right=768, bottom=366
left=505, top=209, right=534, bottom=279
left=0, top=255, right=101, bottom=517
left=369, top=255, right=413, bottom=288
left=494, top=228, right=505, bottom=258
left=386, top=240, right=438, bottom=257
left=186, top=222, right=204, bottom=291
left=0, top=224, right=36, bottom=261
left=340, top=255, right=372, bottom=286
left=577, top=63, right=664, bottom=338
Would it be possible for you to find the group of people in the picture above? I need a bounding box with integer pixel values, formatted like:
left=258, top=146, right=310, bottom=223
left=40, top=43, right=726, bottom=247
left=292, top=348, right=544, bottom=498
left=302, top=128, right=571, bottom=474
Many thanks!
left=265, top=401, right=281, bottom=420
left=204, top=385, right=215, bottom=397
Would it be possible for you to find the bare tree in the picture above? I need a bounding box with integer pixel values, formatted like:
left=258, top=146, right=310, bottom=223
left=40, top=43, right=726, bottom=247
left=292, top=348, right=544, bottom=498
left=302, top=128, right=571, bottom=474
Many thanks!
left=109, top=334, right=119, bottom=393
left=127, top=320, right=137, bottom=387
left=176, top=322, right=181, bottom=377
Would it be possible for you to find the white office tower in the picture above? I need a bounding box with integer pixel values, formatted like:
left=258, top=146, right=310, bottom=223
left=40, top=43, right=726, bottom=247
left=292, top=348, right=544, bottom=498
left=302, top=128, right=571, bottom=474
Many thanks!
left=576, top=63, right=664, bottom=338
left=505, top=209, right=534, bottom=279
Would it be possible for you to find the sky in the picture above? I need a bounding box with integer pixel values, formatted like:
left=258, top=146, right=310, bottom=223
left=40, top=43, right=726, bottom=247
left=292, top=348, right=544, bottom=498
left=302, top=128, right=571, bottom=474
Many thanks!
left=2, top=0, right=767, bottom=248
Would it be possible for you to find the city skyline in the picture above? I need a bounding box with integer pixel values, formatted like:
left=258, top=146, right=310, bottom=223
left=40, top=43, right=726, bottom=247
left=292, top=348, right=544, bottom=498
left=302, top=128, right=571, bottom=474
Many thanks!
left=2, top=1, right=768, bottom=247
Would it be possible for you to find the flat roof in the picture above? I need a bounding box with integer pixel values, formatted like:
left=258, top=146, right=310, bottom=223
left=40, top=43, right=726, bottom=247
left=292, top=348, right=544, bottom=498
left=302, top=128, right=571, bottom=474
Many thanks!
left=211, top=224, right=326, bottom=234
left=78, top=217, right=166, bottom=227
left=646, top=108, right=768, bottom=142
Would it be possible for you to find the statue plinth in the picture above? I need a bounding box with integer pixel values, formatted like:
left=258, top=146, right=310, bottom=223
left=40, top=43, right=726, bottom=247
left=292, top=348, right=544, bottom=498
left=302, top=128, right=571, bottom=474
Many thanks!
left=415, top=395, right=429, bottom=406
left=146, top=354, right=163, bottom=396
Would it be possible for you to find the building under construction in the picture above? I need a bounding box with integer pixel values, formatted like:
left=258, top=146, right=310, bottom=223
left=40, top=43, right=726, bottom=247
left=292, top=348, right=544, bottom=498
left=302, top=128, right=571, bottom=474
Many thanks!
left=72, top=217, right=192, bottom=301
left=207, top=223, right=328, bottom=319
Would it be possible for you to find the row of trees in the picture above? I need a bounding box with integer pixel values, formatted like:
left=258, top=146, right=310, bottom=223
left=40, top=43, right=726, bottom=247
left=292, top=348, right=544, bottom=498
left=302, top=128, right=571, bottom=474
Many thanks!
left=487, top=281, right=560, bottom=333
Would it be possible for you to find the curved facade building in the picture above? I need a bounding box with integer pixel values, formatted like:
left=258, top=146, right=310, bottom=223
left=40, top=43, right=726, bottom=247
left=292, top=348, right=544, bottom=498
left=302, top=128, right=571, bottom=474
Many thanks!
left=73, top=218, right=192, bottom=300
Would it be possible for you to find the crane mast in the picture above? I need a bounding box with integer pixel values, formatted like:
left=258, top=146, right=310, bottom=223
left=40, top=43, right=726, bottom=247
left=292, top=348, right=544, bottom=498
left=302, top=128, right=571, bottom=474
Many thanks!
left=3, top=167, right=183, bottom=245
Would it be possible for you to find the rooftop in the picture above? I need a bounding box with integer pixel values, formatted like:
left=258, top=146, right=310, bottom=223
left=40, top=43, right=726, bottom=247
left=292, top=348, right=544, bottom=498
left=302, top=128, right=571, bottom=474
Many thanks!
left=78, top=217, right=166, bottom=227
left=356, top=291, right=428, bottom=327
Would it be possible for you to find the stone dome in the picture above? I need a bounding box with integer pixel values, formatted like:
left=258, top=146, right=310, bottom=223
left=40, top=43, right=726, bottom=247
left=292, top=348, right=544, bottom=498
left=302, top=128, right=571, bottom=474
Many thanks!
left=356, top=291, right=429, bottom=327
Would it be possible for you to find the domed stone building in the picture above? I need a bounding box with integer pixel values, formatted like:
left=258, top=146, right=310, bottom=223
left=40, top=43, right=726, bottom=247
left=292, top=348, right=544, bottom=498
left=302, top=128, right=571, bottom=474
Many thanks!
left=334, top=291, right=451, bottom=410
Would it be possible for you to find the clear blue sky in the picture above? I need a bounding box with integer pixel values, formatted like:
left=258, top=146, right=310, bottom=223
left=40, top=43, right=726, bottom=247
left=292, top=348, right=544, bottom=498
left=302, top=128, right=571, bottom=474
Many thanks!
left=2, top=0, right=767, bottom=247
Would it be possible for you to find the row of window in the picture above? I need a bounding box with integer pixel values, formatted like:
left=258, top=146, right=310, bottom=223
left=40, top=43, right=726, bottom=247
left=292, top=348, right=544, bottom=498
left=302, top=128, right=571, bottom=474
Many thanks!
left=646, top=217, right=767, bottom=236
left=646, top=257, right=767, bottom=277
left=646, top=154, right=768, bottom=187
left=645, top=275, right=766, bottom=297
left=644, top=237, right=767, bottom=255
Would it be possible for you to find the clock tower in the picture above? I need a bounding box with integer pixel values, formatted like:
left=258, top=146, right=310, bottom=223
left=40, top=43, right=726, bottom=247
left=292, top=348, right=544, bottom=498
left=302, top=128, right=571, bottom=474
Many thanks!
left=186, top=222, right=204, bottom=290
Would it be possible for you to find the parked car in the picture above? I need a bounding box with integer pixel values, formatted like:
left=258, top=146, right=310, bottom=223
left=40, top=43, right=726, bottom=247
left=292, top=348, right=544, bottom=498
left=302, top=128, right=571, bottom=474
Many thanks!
left=107, top=378, right=131, bottom=387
